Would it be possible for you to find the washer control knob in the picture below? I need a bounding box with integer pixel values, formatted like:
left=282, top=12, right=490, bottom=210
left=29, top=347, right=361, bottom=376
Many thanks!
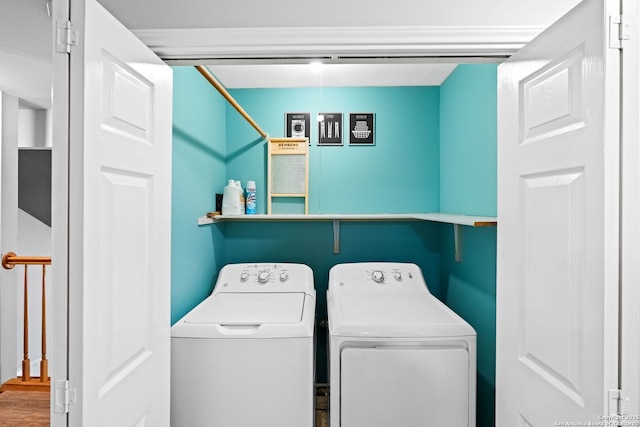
left=258, top=271, right=270, bottom=284
left=371, top=270, right=384, bottom=283
left=279, top=271, right=289, bottom=282
left=240, top=272, right=249, bottom=282
left=394, top=272, right=402, bottom=281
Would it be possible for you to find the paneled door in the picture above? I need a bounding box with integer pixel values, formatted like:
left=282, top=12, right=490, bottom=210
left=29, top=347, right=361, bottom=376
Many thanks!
left=496, top=0, right=621, bottom=424
left=52, top=0, right=173, bottom=425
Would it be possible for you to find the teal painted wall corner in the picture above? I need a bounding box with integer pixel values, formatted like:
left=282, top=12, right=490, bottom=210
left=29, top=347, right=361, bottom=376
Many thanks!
left=439, top=63, right=498, bottom=427
left=441, top=225, right=497, bottom=427
left=440, top=64, right=498, bottom=216
left=171, top=66, right=228, bottom=324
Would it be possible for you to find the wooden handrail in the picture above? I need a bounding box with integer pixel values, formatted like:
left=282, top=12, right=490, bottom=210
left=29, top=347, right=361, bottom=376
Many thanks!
left=2, top=252, right=51, bottom=269
left=1, top=252, right=51, bottom=383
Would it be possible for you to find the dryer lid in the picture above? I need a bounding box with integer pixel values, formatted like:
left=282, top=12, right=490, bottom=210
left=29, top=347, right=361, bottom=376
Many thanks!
left=328, top=292, right=476, bottom=337
left=184, top=292, right=305, bottom=325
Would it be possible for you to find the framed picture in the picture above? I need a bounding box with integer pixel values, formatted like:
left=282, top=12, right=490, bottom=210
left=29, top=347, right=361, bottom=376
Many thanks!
left=285, top=112, right=311, bottom=141
left=349, top=113, right=375, bottom=145
left=318, top=113, right=343, bottom=146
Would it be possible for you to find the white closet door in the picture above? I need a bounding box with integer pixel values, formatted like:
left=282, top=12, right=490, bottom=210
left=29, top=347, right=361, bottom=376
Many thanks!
left=54, top=0, right=173, bottom=424
left=497, top=0, right=621, bottom=425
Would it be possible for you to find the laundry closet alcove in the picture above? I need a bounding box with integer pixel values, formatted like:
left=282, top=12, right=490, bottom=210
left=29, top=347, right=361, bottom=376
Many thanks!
left=171, top=63, right=498, bottom=427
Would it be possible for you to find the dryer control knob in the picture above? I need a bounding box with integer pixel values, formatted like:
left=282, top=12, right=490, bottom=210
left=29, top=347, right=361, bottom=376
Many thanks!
left=258, top=271, right=270, bottom=283
left=279, top=272, right=289, bottom=282
left=371, top=270, right=384, bottom=283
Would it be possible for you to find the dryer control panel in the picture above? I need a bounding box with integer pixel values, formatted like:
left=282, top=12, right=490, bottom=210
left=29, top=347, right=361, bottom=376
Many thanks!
left=214, top=263, right=314, bottom=294
left=328, top=262, right=430, bottom=294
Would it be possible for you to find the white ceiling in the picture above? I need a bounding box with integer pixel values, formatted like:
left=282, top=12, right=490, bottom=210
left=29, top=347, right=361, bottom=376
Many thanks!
left=98, top=0, right=579, bottom=32
left=0, top=0, right=52, bottom=108
left=0, top=0, right=581, bottom=107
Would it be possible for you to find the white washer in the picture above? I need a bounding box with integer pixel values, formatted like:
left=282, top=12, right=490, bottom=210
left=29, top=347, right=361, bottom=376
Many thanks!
left=328, top=262, right=476, bottom=427
left=171, top=263, right=316, bottom=427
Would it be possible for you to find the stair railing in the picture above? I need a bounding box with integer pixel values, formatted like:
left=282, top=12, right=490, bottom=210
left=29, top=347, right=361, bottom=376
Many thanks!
left=2, top=252, right=51, bottom=382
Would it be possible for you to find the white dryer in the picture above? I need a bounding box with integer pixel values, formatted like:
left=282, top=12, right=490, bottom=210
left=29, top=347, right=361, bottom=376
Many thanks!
left=327, top=262, right=476, bottom=427
left=171, top=263, right=316, bottom=427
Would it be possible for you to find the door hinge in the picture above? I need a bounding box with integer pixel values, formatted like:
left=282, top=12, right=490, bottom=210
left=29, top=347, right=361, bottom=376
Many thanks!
left=54, top=380, right=77, bottom=413
left=608, top=389, right=630, bottom=419
left=609, top=15, right=631, bottom=49
left=56, top=20, right=78, bottom=54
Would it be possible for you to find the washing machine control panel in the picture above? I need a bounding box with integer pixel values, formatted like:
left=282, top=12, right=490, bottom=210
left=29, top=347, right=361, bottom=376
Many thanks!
left=214, top=263, right=314, bottom=294
left=328, top=262, right=428, bottom=294
left=369, top=269, right=409, bottom=283
left=371, top=270, right=385, bottom=283
left=367, top=267, right=412, bottom=284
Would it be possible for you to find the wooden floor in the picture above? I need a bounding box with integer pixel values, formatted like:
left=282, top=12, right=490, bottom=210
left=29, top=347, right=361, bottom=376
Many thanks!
left=316, top=385, right=329, bottom=427
left=0, top=383, right=328, bottom=427
left=0, top=390, right=49, bottom=427
left=0, top=377, right=50, bottom=427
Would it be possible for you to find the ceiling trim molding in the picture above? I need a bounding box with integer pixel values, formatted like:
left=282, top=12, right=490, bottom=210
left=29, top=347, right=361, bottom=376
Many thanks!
left=134, top=25, right=545, bottom=61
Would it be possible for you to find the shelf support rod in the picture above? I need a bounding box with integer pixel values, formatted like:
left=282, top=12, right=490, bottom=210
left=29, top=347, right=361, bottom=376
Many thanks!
left=195, top=65, right=269, bottom=140
left=333, top=219, right=340, bottom=254
left=454, top=224, right=462, bottom=262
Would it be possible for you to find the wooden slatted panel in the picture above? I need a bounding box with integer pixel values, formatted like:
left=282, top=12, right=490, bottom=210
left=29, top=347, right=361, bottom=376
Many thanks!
left=268, top=138, right=309, bottom=214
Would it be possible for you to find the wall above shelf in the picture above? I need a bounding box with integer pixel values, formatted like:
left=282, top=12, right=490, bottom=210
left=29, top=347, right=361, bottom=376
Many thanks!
left=198, top=212, right=496, bottom=261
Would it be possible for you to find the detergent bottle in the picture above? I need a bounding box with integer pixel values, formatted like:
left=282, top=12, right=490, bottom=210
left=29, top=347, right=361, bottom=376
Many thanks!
left=237, top=181, right=245, bottom=213
left=222, top=179, right=244, bottom=215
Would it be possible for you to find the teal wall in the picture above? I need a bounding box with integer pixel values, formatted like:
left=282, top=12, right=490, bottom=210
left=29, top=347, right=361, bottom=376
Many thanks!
left=226, top=87, right=440, bottom=214
left=441, top=226, right=497, bottom=427
left=440, top=64, right=497, bottom=216
left=171, top=66, right=227, bottom=324
left=440, top=64, right=498, bottom=427
left=171, top=65, right=498, bottom=427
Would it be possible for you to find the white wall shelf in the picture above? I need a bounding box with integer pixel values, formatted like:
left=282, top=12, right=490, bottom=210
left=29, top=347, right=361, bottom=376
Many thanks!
left=198, top=213, right=496, bottom=226
left=198, top=212, right=496, bottom=261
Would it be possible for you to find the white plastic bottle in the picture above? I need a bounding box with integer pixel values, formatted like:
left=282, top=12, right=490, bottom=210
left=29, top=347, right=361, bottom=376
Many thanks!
left=245, top=181, right=256, bottom=214
left=222, top=179, right=244, bottom=215
left=236, top=181, right=245, bottom=214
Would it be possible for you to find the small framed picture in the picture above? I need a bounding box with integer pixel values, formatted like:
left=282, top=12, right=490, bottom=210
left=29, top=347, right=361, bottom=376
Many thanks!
left=285, top=113, right=311, bottom=141
left=318, top=113, right=343, bottom=146
left=349, top=113, right=375, bottom=145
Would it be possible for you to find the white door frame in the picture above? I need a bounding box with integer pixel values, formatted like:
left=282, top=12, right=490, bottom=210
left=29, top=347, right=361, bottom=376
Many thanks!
left=620, top=0, right=640, bottom=418
left=50, top=0, right=71, bottom=425
left=0, top=91, right=19, bottom=385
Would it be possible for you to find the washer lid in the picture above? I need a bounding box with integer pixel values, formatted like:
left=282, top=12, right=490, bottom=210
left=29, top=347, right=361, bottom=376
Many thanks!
left=185, top=292, right=305, bottom=325
left=328, top=293, right=476, bottom=337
